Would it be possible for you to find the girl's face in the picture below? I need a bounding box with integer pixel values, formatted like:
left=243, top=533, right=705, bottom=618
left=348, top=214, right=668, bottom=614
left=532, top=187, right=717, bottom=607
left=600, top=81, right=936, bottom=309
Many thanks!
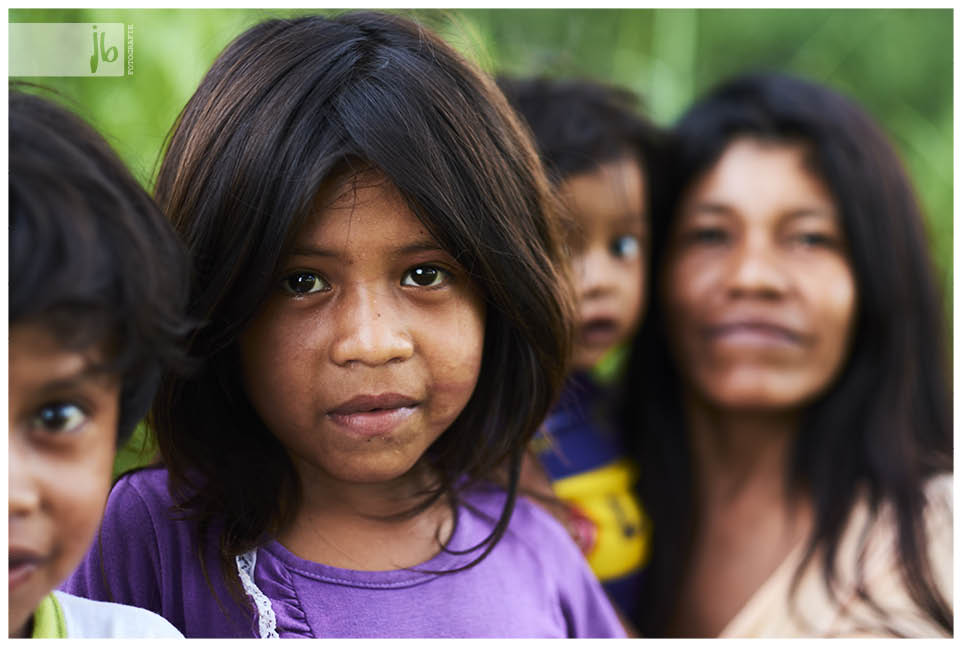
left=664, top=137, right=857, bottom=412
left=240, top=174, right=485, bottom=488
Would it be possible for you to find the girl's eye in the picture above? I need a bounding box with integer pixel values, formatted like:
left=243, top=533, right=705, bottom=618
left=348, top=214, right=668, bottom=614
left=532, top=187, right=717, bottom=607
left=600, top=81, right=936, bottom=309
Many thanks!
left=610, top=235, right=641, bottom=260
left=282, top=272, right=329, bottom=295
left=32, top=403, right=87, bottom=434
left=401, top=265, right=449, bottom=288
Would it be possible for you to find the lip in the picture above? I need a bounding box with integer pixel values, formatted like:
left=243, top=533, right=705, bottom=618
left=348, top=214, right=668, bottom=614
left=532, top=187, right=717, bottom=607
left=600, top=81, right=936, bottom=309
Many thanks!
left=328, top=393, right=419, bottom=437
left=704, top=320, right=806, bottom=346
left=9, top=548, right=44, bottom=591
left=578, top=316, right=621, bottom=348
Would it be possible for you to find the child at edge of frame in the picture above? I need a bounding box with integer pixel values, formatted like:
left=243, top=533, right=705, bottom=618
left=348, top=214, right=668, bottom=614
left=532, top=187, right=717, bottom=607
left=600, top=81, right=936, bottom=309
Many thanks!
left=61, top=12, right=626, bottom=638
left=9, top=87, right=188, bottom=639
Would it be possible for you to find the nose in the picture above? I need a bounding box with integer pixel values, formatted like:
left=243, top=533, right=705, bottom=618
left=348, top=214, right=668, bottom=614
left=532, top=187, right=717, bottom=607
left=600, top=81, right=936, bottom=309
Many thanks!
left=329, top=285, right=415, bottom=367
left=576, top=246, right=617, bottom=302
left=726, top=232, right=790, bottom=299
left=9, top=437, right=40, bottom=517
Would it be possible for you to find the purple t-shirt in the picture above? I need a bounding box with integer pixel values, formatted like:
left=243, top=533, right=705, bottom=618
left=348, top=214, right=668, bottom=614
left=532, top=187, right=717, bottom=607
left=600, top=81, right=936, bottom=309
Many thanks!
left=63, top=468, right=625, bottom=638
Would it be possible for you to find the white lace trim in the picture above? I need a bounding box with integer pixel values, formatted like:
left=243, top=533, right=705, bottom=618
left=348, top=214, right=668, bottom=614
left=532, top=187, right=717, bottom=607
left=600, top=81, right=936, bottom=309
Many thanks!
left=236, top=550, right=280, bottom=638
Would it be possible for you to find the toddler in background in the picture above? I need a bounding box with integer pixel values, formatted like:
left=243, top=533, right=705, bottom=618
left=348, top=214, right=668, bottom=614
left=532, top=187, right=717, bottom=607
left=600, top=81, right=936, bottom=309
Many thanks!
left=64, top=13, right=624, bottom=638
left=499, top=76, right=662, bottom=627
left=8, top=89, right=188, bottom=638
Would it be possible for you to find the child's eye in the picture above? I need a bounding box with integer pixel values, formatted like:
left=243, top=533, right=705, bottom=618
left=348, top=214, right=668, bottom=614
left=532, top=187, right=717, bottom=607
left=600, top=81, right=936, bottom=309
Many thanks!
left=31, top=403, right=87, bottom=434
left=281, top=272, right=330, bottom=295
left=610, top=235, right=641, bottom=260
left=401, top=265, right=449, bottom=288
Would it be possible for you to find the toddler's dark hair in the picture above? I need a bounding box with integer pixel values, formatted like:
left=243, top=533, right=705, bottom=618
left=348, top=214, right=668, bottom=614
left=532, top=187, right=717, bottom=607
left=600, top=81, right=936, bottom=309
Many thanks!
left=9, top=87, right=190, bottom=445
left=497, top=76, right=662, bottom=186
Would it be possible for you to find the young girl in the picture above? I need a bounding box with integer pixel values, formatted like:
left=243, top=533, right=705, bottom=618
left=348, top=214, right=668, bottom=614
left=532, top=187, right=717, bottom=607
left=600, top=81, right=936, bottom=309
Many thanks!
left=64, top=12, right=625, bottom=638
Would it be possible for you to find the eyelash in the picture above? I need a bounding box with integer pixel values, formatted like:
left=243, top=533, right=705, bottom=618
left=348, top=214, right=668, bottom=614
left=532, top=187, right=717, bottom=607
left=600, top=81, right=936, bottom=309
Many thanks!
left=401, top=265, right=451, bottom=288
left=30, top=402, right=88, bottom=435
left=281, top=271, right=330, bottom=296
left=280, top=265, right=453, bottom=295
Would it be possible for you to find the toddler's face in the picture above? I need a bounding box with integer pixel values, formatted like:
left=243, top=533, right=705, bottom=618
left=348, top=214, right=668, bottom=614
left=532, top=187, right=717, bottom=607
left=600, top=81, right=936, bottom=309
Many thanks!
left=240, top=173, right=485, bottom=490
left=8, top=326, right=118, bottom=638
left=561, top=156, right=648, bottom=371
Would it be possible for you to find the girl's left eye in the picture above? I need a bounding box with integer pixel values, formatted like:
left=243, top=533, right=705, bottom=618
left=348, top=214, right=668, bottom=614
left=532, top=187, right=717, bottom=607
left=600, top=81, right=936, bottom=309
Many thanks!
left=401, top=265, right=449, bottom=288
left=281, top=272, right=329, bottom=295
left=32, top=403, right=87, bottom=434
left=610, top=235, right=641, bottom=260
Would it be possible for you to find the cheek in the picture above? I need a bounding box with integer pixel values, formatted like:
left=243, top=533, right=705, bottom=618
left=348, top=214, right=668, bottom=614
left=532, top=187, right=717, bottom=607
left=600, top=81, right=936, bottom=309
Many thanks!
left=422, top=299, right=485, bottom=407
left=809, top=264, right=858, bottom=370
left=49, top=441, right=114, bottom=581
left=240, top=303, right=319, bottom=410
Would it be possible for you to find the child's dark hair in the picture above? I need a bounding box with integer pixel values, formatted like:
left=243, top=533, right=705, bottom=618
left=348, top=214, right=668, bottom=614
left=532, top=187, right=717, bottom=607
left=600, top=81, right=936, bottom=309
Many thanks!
left=496, top=76, right=662, bottom=186
left=9, top=87, right=191, bottom=446
left=623, top=72, right=951, bottom=634
left=151, top=11, right=575, bottom=592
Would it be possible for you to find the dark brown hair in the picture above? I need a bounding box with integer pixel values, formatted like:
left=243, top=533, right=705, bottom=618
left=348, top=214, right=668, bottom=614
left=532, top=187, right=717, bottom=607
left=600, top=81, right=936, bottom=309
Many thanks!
left=9, top=87, right=190, bottom=445
left=150, top=11, right=574, bottom=597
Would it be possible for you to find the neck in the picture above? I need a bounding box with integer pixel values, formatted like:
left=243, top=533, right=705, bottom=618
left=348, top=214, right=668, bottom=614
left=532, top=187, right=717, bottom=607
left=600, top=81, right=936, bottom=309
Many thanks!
left=685, top=390, right=801, bottom=509
left=278, top=458, right=454, bottom=571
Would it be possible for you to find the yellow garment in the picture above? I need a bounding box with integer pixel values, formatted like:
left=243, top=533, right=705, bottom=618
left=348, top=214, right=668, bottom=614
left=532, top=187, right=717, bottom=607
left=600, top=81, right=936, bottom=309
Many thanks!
left=553, top=458, right=651, bottom=580
left=721, top=474, right=953, bottom=637
left=31, top=592, right=67, bottom=638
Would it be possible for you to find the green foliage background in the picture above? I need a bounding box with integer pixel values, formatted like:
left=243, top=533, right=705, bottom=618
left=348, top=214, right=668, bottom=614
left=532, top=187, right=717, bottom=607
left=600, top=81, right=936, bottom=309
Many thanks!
left=9, top=8, right=952, bottom=476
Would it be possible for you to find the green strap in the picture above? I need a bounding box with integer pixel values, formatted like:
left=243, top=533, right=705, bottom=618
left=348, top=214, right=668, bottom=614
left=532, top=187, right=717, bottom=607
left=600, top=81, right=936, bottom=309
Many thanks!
left=31, top=592, right=67, bottom=638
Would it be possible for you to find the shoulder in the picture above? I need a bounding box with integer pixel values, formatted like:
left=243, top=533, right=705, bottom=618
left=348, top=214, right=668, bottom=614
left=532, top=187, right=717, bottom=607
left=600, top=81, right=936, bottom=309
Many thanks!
left=461, top=484, right=584, bottom=564
left=112, top=466, right=175, bottom=505
left=52, top=591, right=183, bottom=638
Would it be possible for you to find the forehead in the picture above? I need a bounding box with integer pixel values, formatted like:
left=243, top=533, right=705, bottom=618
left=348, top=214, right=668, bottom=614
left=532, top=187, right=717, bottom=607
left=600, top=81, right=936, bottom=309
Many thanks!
left=9, top=323, right=116, bottom=391
left=686, top=137, right=835, bottom=215
left=295, top=171, right=440, bottom=256
left=560, top=156, right=647, bottom=228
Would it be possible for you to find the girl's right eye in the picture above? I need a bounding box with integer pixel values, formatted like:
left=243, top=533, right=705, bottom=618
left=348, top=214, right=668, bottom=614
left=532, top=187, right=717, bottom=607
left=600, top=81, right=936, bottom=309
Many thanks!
left=281, top=272, right=330, bottom=295
left=31, top=403, right=87, bottom=434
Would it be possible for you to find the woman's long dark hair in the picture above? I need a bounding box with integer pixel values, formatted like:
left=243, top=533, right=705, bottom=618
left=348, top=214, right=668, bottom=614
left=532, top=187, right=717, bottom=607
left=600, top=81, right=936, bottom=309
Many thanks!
left=150, top=11, right=574, bottom=598
left=622, top=73, right=952, bottom=635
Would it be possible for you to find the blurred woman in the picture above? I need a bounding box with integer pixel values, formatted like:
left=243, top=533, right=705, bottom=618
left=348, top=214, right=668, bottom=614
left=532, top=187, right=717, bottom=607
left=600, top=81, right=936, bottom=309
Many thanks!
left=622, top=73, right=952, bottom=637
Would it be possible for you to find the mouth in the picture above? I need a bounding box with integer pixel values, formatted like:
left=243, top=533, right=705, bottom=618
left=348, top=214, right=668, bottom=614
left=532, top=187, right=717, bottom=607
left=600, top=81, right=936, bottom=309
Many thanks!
left=9, top=549, right=43, bottom=591
left=578, top=317, right=621, bottom=348
left=706, top=321, right=805, bottom=346
left=327, top=393, right=420, bottom=437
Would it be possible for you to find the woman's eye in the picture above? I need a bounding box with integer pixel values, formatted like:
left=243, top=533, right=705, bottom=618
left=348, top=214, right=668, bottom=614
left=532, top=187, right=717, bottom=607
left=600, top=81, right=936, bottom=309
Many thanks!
left=793, top=232, right=836, bottom=248
left=32, top=403, right=87, bottom=434
left=401, top=265, right=449, bottom=288
left=610, top=235, right=641, bottom=260
left=688, top=227, right=729, bottom=245
left=282, top=272, right=329, bottom=295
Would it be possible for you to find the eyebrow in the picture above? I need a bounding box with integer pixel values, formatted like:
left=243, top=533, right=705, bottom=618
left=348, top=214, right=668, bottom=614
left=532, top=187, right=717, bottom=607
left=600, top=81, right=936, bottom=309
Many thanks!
left=32, top=363, right=116, bottom=395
